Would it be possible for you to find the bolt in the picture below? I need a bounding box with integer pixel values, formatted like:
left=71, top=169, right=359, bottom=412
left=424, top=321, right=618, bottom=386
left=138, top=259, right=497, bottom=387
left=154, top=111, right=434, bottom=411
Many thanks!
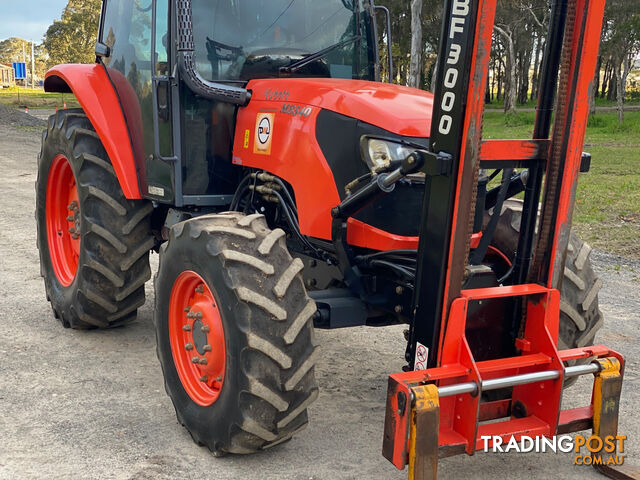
left=394, top=305, right=403, bottom=314
left=186, top=312, right=196, bottom=319
left=185, top=343, right=193, bottom=351
left=306, top=278, right=317, bottom=288
left=182, top=324, right=191, bottom=331
left=68, top=201, right=77, bottom=210
left=68, top=227, right=76, bottom=234
left=195, top=312, right=203, bottom=319
left=203, top=344, right=212, bottom=352
left=309, top=259, right=317, bottom=268
left=66, top=215, right=74, bottom=222
left=191, top=357, right=199, bottom=364
left=71, top=233, right=79, bottom=240
left=199, top=358, right=208, bottom=365
left=201, top=325, right=210, bottom=333
left=199, top=375, right=208, bottom=382
left=195, top=285, right=204, bottom=294
left=183, top=307, right=190, bottom=313
left=395, top=286, right=404, bottom=295
left=216, top=375, right=223, bottom=382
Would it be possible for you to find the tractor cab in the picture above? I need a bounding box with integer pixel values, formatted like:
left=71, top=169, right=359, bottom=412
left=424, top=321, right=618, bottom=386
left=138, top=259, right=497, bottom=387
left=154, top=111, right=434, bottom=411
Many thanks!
left=94, top=0, right=390, bottom=208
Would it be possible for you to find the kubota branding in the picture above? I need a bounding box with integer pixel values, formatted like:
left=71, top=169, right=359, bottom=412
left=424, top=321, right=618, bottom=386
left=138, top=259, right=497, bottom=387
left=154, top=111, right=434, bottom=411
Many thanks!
left=438, top=0, right=470, bottom=136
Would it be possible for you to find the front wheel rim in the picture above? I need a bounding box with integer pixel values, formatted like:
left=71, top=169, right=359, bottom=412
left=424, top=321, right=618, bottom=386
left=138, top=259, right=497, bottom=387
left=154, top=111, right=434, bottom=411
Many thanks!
left=45, top=154, right=80, bottom=286
left=169, top=271, right=226, bottom=407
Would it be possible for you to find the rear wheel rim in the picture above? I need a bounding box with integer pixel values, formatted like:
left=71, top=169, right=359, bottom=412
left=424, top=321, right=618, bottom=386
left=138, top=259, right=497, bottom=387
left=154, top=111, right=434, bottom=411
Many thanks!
left=169, top=271, right=226, bottom=407
left=46, top=154, right=80, bottom=286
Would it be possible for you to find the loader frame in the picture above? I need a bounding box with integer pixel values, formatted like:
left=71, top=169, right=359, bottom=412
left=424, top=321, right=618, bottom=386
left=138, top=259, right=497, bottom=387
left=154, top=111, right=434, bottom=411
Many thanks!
left=383, top=0, right=628, bottom=478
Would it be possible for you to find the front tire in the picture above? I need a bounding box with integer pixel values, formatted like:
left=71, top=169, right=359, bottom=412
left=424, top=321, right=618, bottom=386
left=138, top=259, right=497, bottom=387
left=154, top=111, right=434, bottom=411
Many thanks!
left=154, top=212, right=319, bottom=454
left=36, top=109, right=154, bottom=328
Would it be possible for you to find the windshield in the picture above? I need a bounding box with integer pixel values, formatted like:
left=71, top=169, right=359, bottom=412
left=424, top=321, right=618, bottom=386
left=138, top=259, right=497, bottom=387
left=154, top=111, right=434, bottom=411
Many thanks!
left=191, top=0, right=376, bottom=82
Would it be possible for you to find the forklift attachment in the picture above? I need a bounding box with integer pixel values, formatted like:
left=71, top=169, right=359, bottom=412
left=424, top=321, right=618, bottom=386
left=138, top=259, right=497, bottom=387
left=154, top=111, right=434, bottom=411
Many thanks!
left=383, top=345, right=624, bottom=480
left=385, top=0, right=629, bottom=478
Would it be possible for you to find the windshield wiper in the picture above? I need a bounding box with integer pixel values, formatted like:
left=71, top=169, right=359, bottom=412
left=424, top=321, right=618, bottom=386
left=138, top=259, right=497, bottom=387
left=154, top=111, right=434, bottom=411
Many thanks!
left=280, top=35, right=361, bottom=74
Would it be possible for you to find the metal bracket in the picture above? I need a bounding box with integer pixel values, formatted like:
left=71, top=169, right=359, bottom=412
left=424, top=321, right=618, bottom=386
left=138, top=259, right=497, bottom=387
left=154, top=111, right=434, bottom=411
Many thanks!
left=420, top=151, right=453, bottom=177
left=408, top=385, right=440, bottom=480
left=591, top=358, right=638, bottom=479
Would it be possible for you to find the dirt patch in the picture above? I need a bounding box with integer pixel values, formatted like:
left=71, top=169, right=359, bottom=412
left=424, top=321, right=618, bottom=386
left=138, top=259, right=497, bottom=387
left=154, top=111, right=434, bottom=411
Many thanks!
left=0, top=102, right=46, bottom=128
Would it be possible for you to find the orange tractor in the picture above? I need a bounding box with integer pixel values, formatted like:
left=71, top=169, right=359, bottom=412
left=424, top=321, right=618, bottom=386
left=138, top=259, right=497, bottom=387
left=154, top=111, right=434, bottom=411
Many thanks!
left=37, top=0, right=626, bottom=478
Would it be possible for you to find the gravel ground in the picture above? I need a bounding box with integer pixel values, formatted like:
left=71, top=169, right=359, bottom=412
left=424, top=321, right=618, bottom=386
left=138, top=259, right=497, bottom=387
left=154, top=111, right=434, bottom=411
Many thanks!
left=0, top=121, right=638, bottom=480
left=0, top=104, right=46, bottom=128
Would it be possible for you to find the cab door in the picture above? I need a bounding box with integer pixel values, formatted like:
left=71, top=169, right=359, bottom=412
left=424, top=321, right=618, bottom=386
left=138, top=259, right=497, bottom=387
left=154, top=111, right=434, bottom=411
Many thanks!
left=99, top=0, right=176, bottom=203
left=148, top=0, right=177, bottom=201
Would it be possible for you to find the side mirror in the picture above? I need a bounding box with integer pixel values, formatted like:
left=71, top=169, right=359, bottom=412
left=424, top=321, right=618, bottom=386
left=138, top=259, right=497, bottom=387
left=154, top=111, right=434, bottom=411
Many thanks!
left=95, top=41, right=111, bottom=59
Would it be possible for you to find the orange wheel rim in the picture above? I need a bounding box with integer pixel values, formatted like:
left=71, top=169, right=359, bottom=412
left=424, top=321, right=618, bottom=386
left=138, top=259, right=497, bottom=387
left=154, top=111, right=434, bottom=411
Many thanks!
left=46, top=154, right=80, bottom=286
left=169, top=271, right=226, bottom=406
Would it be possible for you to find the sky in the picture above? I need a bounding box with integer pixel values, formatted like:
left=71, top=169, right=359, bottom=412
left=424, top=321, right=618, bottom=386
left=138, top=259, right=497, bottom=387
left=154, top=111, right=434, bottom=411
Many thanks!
left=0, top=0, right=69, bottom=42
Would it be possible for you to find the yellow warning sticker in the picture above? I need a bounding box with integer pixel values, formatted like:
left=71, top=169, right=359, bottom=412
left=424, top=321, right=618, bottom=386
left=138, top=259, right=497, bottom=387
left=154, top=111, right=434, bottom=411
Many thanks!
left=243, top=129, right=250, bottom=149
left=254, top=113, right=274, bottom=155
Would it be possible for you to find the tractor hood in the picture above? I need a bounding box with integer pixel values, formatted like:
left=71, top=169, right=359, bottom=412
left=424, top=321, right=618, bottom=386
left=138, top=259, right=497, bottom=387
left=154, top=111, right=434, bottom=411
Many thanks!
left=246, top=78, right=434, bottom=138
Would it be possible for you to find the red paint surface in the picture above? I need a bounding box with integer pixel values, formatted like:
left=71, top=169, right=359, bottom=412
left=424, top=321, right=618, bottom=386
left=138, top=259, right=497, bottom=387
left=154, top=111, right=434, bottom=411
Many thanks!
left=247, top=78, right=434, bottom=136
left=346, top=218, right=418, bottom=251
left=46, top=154, right=79, bottom=286
left=169, top=271, right=226, bottom=407
left=45, top=64, right=141, bottom=199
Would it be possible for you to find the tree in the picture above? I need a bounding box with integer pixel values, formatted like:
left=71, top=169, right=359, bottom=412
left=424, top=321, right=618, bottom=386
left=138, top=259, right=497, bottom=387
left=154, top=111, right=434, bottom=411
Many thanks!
left=43, top=0, right=101, bottom=67
left=408, top=0, right=423, bottom=88
left=599, top=0, right=640, bottom=122
left=494, top=25, right=517, bottom=113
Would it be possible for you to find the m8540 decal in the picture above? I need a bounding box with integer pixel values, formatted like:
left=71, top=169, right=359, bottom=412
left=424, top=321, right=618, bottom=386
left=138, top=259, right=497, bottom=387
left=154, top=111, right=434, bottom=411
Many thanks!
left=280, top=104, right=313, bottom=118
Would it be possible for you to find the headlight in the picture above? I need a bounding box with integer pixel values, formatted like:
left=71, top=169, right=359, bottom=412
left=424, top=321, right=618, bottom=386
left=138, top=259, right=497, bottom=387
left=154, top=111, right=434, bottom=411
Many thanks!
left=360, top=136, right=418, bottom=172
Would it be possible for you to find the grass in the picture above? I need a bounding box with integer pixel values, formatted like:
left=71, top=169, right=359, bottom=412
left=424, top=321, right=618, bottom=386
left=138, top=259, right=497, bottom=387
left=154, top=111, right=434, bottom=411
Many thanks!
left=0, top=86, right=79, bottom=109
left=483, top=111, right=640, bottom=259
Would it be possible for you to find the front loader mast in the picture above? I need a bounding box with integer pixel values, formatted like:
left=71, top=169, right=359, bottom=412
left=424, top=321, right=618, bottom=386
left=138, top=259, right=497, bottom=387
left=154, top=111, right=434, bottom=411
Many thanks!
left=383, top=0, right=628, bottom=479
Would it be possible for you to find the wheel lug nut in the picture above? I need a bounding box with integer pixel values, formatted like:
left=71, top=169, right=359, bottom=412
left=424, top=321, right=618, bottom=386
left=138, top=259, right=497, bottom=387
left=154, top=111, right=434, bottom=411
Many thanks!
left=182, top=324, right=191, bottom=331
left=200, top=375, right=208, bottom=382
left=199, top=358, right=208, bottom=365
left=216, top=376, right=222, bottom=382
left=66, top=215, right=74, bottom=222
left=203, top=345, right=212, bottom=352
left=195, top=312, right=203, bottom=319
left=201, top=325, right=210, bottom=333
left=191, top=357, right=199, bottom=364
left=68, top=227, right=76, bottom=234
left=183, top=307, right=190, bottom=313
left=71, top=233, right=79, bottom=240
left=185, top=343, right=193, bottom=351
left=186, top=312, right=196, bottom=319
left=195, top=285, right=204, bottom=293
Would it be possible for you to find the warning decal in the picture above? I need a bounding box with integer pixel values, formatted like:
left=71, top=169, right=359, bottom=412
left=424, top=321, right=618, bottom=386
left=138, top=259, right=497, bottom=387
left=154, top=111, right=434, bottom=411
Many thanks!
left=414, top=342, right=429, bottom=371
left=253, top=113, right=274, bottom=155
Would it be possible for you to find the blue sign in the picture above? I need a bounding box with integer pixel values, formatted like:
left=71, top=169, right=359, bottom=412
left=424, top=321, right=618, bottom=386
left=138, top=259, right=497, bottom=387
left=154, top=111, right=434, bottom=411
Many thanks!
left=12, top=62, right=26, bottom=79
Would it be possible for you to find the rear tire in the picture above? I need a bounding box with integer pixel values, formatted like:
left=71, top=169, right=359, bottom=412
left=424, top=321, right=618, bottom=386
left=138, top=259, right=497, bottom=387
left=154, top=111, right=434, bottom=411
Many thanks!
left=491, top=199, right=604, bottom=374
left=36, top=109, right=154, bottom=329
left=154, top=212, right=319, bottom=454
